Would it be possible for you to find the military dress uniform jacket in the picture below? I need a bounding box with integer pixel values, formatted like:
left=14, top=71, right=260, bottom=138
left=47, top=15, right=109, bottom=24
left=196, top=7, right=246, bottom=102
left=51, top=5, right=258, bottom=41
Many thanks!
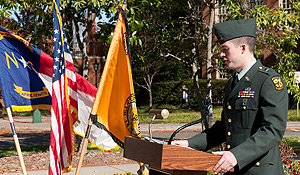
left=188, top=60, right=288, bottom=175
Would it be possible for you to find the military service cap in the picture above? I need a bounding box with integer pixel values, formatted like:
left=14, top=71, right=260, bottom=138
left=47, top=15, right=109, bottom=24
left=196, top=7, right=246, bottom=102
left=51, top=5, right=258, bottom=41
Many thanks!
left=213, top=18, right=256, bottom=44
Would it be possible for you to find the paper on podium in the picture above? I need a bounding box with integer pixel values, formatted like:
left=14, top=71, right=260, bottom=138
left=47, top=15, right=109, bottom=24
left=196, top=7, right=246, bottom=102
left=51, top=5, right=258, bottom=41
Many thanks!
left=143, top=137, right=168, bottom=145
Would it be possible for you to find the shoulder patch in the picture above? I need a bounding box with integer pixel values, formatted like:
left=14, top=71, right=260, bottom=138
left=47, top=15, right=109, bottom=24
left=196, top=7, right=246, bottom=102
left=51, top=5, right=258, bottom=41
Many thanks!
left=272, top=76, right=284, bottom=90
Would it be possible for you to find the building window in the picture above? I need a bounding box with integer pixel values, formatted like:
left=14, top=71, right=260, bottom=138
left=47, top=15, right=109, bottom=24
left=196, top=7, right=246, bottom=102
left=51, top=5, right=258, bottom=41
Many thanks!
left=215, top=0, right=227, bottom=23
left=280, top=0, right=292, bottom=10
left=219, top=70, right=227, bottom=79
left=215, top=0, right=265, bottom=24
left=279, top=0, right=298, bottom=13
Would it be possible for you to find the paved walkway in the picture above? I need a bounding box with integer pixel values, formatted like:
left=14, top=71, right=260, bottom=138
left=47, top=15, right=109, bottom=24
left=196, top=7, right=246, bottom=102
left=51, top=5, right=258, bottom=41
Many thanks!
left=1, top=116, right=300, bottom=147
left=0, top=115, right=299, bottom=137
left=0, top=116, right=300, bottom=174
left=1, top=115, right=300, bottom=132
left=5, top=164, right=140, bottom=175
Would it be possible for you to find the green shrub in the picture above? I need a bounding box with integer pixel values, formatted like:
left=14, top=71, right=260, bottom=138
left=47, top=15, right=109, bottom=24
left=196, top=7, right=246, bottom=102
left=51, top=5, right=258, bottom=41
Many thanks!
left=135, top=79, right=228, bottom=109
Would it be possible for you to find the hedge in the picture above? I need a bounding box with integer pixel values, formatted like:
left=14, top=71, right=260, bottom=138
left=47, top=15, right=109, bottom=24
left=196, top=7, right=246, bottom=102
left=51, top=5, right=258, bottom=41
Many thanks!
left=135, top=79, right=228, bottom=110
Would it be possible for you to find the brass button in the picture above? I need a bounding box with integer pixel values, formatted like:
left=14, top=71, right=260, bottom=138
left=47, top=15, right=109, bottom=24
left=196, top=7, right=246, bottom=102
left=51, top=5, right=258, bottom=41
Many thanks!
left=228, top=105, right=232, bottom=110
left=243, top=106, right=247, bottom=110
left=256, top=162, right=260, bottom=166
left=227, top=145, right=231, bottom=149
left=259, top=66, right=262, bottom=69
left=228, top=118, right=232, bottom=123
left=227, top=131, right=231, bottom=136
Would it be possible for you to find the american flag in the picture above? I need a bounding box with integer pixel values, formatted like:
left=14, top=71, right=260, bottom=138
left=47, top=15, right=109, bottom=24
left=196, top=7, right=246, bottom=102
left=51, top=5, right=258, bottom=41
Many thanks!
left=49, top=0, right=78, bottom=174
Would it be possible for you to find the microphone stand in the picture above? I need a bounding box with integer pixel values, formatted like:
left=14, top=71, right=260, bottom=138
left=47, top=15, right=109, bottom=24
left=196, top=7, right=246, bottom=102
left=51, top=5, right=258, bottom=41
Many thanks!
left=168, top=96, right=211, bottom=145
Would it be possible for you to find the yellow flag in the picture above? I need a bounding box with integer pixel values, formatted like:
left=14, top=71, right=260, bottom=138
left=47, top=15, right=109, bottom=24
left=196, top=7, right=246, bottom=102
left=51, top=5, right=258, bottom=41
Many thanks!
left=90, top=4, right=140, bottom=150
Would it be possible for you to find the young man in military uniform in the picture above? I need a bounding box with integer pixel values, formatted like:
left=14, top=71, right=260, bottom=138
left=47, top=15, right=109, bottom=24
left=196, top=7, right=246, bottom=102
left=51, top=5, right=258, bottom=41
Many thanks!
left=172, top=18, right=288, bottom=175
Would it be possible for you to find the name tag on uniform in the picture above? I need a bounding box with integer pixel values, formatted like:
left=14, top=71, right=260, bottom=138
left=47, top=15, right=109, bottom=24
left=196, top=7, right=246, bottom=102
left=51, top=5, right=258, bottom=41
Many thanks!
left=238, top=91, right=255, bottom=98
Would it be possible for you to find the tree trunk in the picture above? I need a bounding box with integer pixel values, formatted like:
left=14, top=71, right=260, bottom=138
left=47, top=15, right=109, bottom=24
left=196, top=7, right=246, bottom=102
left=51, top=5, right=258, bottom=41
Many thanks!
left=82, top=5, right=93, bottom=80
left=191, top=43, right=199, bottom=81
left=149, top=87, right=152, bottom=109
left=206, top=2, right=215, bottom=128
left=192, top=60, right=199, bottom=82
left=37, top=16, right=44, bottom=51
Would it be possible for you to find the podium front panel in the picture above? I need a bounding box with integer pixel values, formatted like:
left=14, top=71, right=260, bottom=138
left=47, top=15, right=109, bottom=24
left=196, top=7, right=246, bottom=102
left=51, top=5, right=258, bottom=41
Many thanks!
left=124, top=136, right=225, bottom=172
left=124, top=136, right=164, bottom=169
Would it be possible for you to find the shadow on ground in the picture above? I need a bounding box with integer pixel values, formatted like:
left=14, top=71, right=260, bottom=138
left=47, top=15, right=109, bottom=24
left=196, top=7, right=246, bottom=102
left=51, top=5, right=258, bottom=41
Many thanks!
left=0, top=132, right=50, bottom=147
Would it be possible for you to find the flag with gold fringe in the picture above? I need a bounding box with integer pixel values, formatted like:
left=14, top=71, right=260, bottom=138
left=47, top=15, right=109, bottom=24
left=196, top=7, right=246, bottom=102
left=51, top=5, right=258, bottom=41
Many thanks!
left=49, top=0, right=78, bottom=174
left=0, top=26, right=52, bottom=112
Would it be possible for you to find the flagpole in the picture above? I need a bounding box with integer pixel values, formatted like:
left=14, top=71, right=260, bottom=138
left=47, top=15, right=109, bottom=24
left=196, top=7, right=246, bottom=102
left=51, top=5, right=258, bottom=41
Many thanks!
left=75, top=116, right=93, bottom=175
left=7, top=107, right=28, bottom=175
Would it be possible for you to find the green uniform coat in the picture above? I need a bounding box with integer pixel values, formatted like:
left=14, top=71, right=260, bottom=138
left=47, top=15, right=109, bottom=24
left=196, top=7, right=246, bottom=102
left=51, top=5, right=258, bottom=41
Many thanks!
left=188, top=60, right=288, bottom=175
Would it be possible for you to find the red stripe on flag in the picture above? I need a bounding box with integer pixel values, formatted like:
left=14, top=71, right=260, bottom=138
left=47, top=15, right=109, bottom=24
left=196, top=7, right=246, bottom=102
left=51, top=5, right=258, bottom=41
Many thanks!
left=67, top=78, right=77, bottom=92
left=39, top=51, right=54, bottom=77
left=65, top=61, right=75, bottom=72
left=50, top=130, right=59, bottom=174
left=50, top=89, right=61, bottom=175
left=75, top=73, right=97, bottom=97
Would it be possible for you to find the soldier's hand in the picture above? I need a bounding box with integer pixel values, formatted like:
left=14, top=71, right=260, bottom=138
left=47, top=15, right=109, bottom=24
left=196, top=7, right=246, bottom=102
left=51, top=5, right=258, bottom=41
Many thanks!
left=212, top=151, right=237, bottom=174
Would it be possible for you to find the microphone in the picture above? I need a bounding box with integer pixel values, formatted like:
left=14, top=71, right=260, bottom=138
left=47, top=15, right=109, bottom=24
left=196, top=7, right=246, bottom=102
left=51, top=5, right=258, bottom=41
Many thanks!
left=149, top=109, right=169, bottom=119
left=148, top=109, right=169, bottom=142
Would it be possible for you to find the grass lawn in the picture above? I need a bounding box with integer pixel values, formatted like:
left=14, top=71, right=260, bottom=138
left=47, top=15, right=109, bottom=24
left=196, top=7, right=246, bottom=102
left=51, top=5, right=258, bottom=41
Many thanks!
left=137, top=105, right=300, bottom=124
left=3, top=104, right=299, bottom=123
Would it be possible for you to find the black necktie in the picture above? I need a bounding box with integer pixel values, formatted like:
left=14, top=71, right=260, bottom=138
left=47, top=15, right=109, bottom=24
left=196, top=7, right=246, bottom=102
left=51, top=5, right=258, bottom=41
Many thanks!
left=231, top=75, right=238, bottom=90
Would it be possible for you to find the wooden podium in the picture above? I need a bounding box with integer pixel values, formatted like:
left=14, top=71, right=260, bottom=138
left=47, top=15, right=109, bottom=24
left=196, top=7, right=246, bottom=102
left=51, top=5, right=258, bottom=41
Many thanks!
left=124, top=136, right=222, bottom=175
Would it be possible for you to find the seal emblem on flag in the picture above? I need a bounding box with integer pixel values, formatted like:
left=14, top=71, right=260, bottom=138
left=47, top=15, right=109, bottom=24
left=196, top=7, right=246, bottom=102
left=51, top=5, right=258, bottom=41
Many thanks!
left=123, top=93, right=140, bottom=137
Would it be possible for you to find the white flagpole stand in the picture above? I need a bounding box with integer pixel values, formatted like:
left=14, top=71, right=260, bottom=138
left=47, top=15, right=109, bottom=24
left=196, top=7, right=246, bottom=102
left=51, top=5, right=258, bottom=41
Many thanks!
left=6, top=107, right=28, bottom=175
left=75, top=117, right=92, bottom=175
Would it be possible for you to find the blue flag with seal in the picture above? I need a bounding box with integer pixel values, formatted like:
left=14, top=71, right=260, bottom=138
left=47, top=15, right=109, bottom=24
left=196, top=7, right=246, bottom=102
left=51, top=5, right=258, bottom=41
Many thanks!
left=0, top=26, right=52, bottom=112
